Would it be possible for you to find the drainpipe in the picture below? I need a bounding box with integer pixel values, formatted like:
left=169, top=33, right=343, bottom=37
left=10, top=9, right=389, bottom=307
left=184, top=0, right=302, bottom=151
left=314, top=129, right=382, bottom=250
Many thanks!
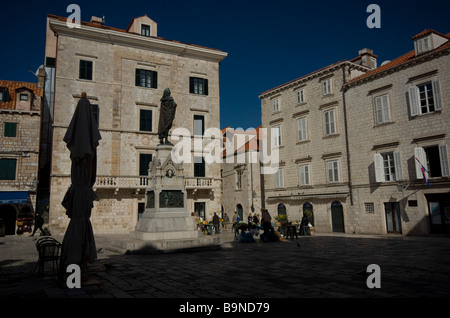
left=341, top=65, right=353, bottom=206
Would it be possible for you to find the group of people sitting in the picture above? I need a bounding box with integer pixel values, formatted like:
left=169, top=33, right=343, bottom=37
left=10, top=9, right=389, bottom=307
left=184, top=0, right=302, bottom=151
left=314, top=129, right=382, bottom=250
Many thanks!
left=233, top=209, right=313, bottom=243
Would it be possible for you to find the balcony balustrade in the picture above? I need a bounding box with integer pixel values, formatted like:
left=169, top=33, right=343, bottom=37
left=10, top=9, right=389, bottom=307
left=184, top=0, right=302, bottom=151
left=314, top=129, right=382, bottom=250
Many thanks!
left=93, top=175, right=214, bottom=191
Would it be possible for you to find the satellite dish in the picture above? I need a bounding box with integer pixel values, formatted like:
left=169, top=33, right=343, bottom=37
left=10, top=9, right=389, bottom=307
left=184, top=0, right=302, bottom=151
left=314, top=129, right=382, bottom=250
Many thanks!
left=381, top=60, right=391, bottom=66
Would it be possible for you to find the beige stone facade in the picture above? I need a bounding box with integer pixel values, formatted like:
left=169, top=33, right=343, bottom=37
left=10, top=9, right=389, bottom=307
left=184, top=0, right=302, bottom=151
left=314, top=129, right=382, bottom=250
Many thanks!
left=0, top=80, right=43, bottom=235
left=44, top=14, right=227, bottom=234
left=259, top=50, right=376, bottom=233
left=259, top=30, right=450, bottom=236
left=344, top=30, right=450, bottom=235
left=221, top=127, right=264, bottom=224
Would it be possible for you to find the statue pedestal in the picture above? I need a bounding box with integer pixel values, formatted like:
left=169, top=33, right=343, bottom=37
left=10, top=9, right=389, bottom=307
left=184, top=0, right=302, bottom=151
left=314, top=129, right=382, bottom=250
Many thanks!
left=129, top=144, right=214, bottom=251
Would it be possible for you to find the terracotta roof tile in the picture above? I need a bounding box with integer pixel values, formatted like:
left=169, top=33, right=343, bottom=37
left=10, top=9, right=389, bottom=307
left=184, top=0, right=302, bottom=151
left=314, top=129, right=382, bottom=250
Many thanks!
left=0, top=80, right=43, bottom=110
left=349, top=34, right=450, bottom=83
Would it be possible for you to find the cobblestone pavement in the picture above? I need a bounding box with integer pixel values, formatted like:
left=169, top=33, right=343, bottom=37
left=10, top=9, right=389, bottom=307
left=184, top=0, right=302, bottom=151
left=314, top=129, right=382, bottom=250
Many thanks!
left=1, top=232, right=450, bottom=301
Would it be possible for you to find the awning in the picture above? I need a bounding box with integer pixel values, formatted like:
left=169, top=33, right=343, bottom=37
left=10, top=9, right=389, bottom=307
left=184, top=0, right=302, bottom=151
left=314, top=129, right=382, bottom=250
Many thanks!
left=267, top=192, right=349, bottom=201
left=0, top=191, right=29, bottom=204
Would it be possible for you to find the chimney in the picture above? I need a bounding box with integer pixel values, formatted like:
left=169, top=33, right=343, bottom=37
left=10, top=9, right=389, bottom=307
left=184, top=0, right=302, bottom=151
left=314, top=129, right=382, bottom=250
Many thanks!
left=37, top=67, right=46, bottom=89
left=358, top=48, right=377, bottom=69
left=90, top=16, right=103, bottom=25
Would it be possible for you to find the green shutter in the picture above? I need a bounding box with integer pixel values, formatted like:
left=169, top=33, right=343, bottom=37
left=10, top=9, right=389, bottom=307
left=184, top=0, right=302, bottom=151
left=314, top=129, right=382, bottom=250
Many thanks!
left=0, top=159, right=17, bottom=180
left=152, top=71, right=158, bottom=89
left=204, top=79, right=208, bottom=95
left=4, top=123, right=17, bottom=137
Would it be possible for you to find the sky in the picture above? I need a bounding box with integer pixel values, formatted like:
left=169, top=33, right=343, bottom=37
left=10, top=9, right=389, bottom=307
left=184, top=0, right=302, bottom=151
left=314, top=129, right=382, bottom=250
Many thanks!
left=1, top=0, right=449, bottom=130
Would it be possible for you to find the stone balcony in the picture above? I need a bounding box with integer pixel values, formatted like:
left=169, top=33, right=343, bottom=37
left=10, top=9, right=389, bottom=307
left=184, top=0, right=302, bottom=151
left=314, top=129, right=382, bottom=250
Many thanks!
left=93, top=175, right=215, bottom=193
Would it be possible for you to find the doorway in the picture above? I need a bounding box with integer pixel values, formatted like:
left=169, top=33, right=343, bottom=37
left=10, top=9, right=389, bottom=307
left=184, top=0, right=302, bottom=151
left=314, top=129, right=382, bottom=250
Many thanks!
left=194, top=202, right=206, bottom=220
left=384, top=202, right=402, bottom=234
left=426, top=193, right=450, bottom=234
left=331, top=201, right=345, bottom=233
left=0, top=205, right=17, bottom=235
left=236, top=204, right=243, bottom=221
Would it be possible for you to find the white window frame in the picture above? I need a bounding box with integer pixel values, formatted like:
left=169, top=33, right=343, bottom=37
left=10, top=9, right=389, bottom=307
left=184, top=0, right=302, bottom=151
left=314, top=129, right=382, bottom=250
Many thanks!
left=414, top=145, right=450, bottom=179
left=374, top=151, right=402, bottom=182
left=327, top=159, right=340, bottom=183
left=322, top=78, right=333, bottom=95
left=275, top=168, right=284, bottom=188
left=297, top=117, right=308, bottom=142
left=416, top=36, right=431, bottom=55
left=408, top=80, right=442, bottom=116
left=324, top=108, right=337, bottom=135
left=299, top=164, right=310, bottom=186
left=374, top=93, right=391, bottom=124
left=272, top=124, right=282, bottom=147
left=297, top=89, right=305, bottom=104
left=273, top=98, right=280, bottom=112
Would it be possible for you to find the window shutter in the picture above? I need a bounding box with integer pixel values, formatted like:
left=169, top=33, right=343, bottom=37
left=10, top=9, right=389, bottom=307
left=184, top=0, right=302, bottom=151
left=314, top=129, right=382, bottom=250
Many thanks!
left=438, top=144, right=449, bottom=177
left=374, top=153, right=385, bottom=182
left=375, top=96, right=382, bottom=123
left=189, top=77, right=194, bottom=94
left=152, top=71, right=158, bottom=89
left=204, top=79, right=208, bottom=96
left=393, top=151, right=402, bottom=181
left=408, top=86, right=420, bottom=116
left=135, top=69, right=140, bottom=86
left=432, top=80, right=442, bottom=111
left=383, top=95, right=391, bottom=122
left=414, top=147, right=428, bottom=179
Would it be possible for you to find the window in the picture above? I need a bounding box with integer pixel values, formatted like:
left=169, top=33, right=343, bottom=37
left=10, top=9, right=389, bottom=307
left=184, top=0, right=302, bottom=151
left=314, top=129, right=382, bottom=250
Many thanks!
left=136, top=69, right=158, bottom=88
left=297, top=117, right=308, bottom=142
left=299, top=164, right=310, bottom=186
left=19, top=94, right=28, bottom=102
left=414, top=145, right=449, bottom=179
left=194, top=156, right=205, bottom=177
left=324, top=109, right=336, bottom=135
left=275, top=168, right=284, bottom=188
left=236, top=170, right=242, bottom=190
left=416, top=36, right=431, bottom=55
left=141, top=24, right=151, bottom=37
left=4, top=122, right=17, bottom=137
left=139, top=154, right=153, bottom=176
left=0, top=89, right=9, bottom=102
left=297, top=89, right=305, bottom=104
left=408, top=80, right=442, bottom=116
left=374, top=152, right=402, bottom=182
left=273, top=98, right=280, bottom=112
left=140, top=109, right=152, bottom=132
left=327, top=159, right=340, bottom=183
left=79, top=60, right=93, bottom=80
left=189, top=77, right=208, bottom=95
left=92, top=104, right=99, bottom=127
left=322, top=78, right=333, bottom=95
left=374, top=94, right=391, bottom=124
left=272, top=124, right=282, bottom=147
left=194, top=115, right=205, bottom=136
left=365, top=203, right=375, bottom=214
left=0, top=159, right=16, bottom=180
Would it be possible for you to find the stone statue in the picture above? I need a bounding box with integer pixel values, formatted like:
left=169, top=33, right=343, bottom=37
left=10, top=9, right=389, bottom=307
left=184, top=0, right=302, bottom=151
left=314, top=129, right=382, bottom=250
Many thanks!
left=158, top=88, right=177, bottom=145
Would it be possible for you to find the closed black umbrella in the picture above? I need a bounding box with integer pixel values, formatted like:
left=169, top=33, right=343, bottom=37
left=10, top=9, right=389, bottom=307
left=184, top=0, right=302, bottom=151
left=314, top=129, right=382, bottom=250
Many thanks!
left=60, top=94, right=101, bottom=276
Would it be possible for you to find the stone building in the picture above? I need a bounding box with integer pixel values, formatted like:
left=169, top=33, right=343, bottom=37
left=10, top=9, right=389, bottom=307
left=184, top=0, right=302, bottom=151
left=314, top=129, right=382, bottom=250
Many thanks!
left=44, top=14, right=227, bottom=234
left=221, top=126, right=264, bottom=224
left=0, top=80, right=44, bottom=235
left=258, top=49, right=377, bottom=233
left=343, top=30, right=450, bottom=235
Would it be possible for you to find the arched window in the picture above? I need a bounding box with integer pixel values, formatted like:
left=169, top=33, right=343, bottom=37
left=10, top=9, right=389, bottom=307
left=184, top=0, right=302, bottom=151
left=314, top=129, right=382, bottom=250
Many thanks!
left=302, top=202, right=314, bottom=225
left=236, top=204, right=243, bottom=221
left=277, top=203, right=286, bottom=215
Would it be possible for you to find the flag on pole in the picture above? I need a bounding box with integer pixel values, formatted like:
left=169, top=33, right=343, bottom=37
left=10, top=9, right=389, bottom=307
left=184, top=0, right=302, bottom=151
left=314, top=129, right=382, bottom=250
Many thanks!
left=415, top=157, right=429, bottom=186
